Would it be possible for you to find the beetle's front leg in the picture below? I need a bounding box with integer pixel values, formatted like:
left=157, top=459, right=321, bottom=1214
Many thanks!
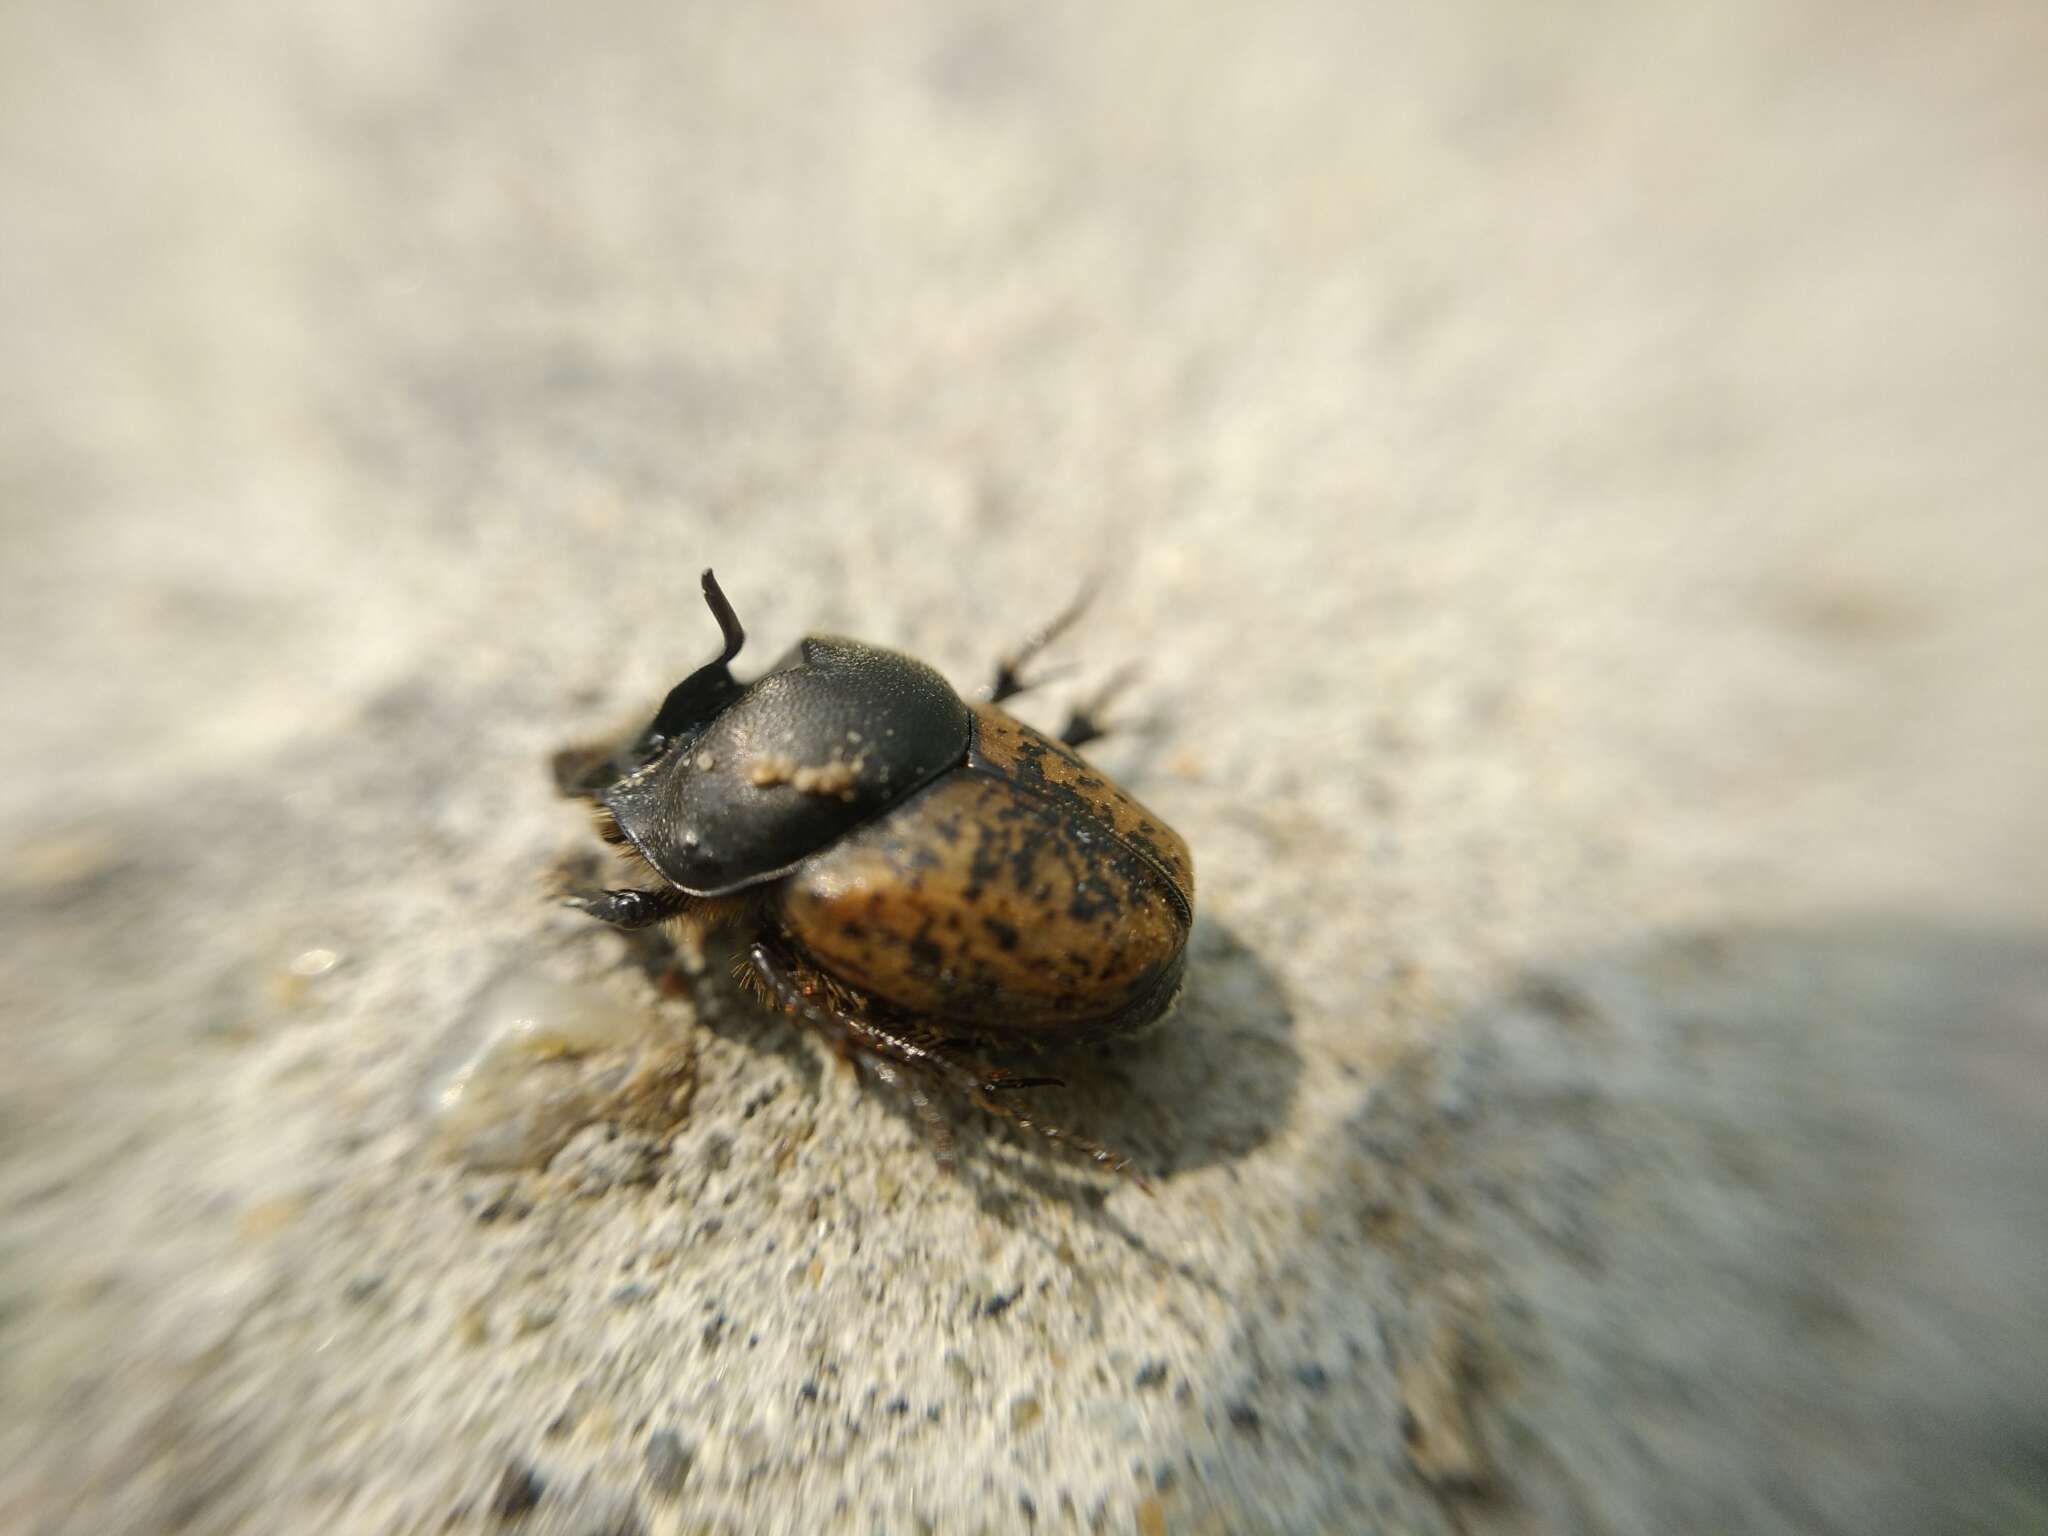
left=563, top=885, right=690, bottom=930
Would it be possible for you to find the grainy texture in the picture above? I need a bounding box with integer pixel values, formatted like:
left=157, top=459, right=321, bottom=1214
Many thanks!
left=4, top=2, right=2048, bottom=1534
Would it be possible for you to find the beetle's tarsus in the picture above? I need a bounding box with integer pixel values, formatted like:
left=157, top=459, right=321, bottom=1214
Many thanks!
left=1058, top=662, right=1142, bottom=750
left=863, top=1052, right=960, bottom=1172
left=986, top=576, right=1100, bottom=703
left=1058, top=715, right=1103, bottom=749
left=968, top=1081, right=1154, bottom=1194
left=744, top=939, right=1147, bottom=1188
left=563, top=885, right=688, bottom=930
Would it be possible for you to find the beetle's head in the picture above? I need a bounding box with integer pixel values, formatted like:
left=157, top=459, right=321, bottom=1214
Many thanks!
left=618, top=569, right=747, bottom=773
left=554, top=570, right=746, bottom=798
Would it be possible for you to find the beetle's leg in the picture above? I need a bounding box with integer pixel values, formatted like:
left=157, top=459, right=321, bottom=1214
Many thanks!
left=1057, top=662, right=1142, bottom=750
left=979, top=1074, right=1067, bottom=1091
left=563, top=885, right=690, bottom=930
left=745, top=940, right=963, bottom=1081
left=859, top=1053, right=959, bottom=1172
left=985, top=577, right=1099, bottom=703
left=743, top=940, right=961, bottom=1164
left=744, top=940, right=1148, bottom=1188
left=551, top=740, right=620, bottom=798
left=960, top=1077, right=1153, bottom=1192
left=853, top=1015, right=1148, bottom=1189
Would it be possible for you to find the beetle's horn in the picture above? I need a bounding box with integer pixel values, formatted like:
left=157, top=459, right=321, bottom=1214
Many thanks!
left=565, top=572, right=751, bottom=795
left=635, top=569, right=748, bottom=754
left=698, top=569, right=746, bottom=666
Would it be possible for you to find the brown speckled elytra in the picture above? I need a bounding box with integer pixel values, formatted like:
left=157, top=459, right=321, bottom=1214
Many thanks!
left=557, top=571, right=1193, bottom=1185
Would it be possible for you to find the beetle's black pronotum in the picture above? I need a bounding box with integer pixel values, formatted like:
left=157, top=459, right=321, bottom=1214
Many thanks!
left=558, top=571, right=1194, bottom=1183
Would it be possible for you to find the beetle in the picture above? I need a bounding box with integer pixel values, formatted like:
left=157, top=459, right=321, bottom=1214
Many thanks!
left=556, top=570, right=1194, bottom=1183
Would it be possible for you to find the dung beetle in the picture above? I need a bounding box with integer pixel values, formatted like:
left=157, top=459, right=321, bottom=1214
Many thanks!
left=557, top=571, right=1194, bottom=1182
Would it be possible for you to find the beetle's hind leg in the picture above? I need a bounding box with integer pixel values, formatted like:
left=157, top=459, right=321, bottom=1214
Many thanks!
left=984, top=582, right=1141, bottom=753
left=742, top=940, right=965, bottom=1169
left=985, top=578, right=1098, bottom=703
left=1057, top=662, right=1142, bottom=750
left=858, top=1054, right=960, bottom=1172
left=743, top=940, right=1150, bottom=1189
left=960, top=1072, right=1152, bottom=1191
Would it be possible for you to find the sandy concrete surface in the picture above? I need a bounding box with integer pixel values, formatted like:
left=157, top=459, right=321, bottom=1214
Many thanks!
left=4, top=2, right=2047, bottom=1532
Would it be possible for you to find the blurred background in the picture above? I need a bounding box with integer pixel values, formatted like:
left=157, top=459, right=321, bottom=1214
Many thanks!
left=3, top=2, right=2045, bottom=1532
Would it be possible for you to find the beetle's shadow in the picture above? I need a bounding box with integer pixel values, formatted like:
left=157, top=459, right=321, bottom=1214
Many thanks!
left=614, top=912, right=1297, bottom=1204
left=1169, top=918, right=2048, bottom=1533
left=1016, top=914, right=1301, bottom=1182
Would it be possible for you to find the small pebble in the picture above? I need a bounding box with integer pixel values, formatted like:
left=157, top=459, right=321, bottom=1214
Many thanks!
left=287, top=947, right=342, bottom=979
left=643, top=1428, right=694, bottom=1498
left=1226, top=1401, right=1262, bottom=1436
left=1009, top=1395, right=1043, bottom=1433
left=518, top=1303, right=560, bottom=1334
left=5, top=828, right=121, bottom=893
left=471, top=1181, right=533, bottom=1225
left=237, top=1195, right=305, bottom=1241
left=488, top=1459, right=543, bottom=1519
left=1293, top=1362, right=1331, bottom=1392
left=1398, top=1315, right=1488, bottom=1491
left=430, top=971, right=667, bottom=1172
left=981, top=1287, right=1021, bottom=1319
left=1133, top=1360, right=1168, bottom=1390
